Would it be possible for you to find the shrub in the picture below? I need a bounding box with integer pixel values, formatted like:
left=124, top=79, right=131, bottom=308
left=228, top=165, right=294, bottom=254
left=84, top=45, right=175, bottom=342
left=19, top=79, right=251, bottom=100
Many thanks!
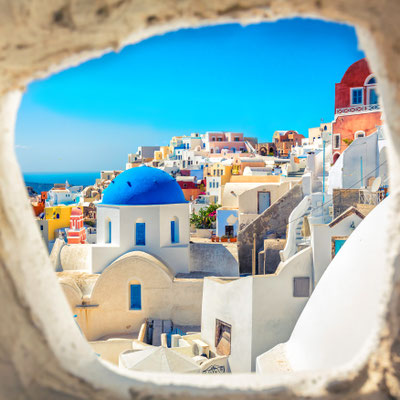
left=190, top=204, right=220, bottom=229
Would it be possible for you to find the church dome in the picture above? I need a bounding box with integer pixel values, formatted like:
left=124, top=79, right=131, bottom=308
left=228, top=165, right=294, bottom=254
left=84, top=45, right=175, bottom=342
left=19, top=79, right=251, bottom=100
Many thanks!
left=101, top=166, right=187, bottom=206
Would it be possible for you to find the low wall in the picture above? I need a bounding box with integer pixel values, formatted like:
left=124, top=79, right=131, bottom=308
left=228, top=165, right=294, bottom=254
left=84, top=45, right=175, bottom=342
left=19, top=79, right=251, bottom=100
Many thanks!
left=237, top=184, right=303, bottom=274
left=189, top=243, right=239, bottom=276
left=332, top=189, right=360, bottom=219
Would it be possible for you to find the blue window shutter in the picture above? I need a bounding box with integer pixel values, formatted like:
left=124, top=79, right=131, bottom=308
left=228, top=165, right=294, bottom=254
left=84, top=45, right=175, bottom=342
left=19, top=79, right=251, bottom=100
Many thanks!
left=136, top=223, right=145, bottom=245
left=108, top=221, right=112, bottom=243
left=130, top=284, right=141, bottom=310
left=171, top=220, right=175, bottom=243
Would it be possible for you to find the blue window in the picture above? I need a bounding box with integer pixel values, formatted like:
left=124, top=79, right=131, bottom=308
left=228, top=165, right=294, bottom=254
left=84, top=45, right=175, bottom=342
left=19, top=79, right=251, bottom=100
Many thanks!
left=367, top=76, right=376, bottom=85
left=334, top=239, right=346, bottom=256
left=369, top=88, right=379, bottom=105
left=130, top=284, right=141, bottom=310
left=351, top=88, right=363, bottom=105
left=136, top=222, right=145, bottom=246
left=171, top=219, right=179, bottom=243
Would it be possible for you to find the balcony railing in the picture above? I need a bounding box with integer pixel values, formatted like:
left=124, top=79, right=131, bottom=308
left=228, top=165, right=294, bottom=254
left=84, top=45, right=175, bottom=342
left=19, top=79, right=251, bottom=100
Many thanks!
left=336, top=103, right=380, bottom=115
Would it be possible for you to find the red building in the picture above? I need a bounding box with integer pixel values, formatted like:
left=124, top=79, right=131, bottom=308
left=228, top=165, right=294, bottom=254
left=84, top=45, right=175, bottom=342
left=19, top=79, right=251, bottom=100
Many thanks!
left=67, top=207, right=86, bottom=244
left=176, top=176, right=205, bottom=201
left=332, top=58, right=383, bottom=163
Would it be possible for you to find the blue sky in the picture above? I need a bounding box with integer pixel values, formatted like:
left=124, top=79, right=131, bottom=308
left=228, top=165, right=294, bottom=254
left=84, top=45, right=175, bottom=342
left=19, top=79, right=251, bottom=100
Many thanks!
left=16, top=18, right=364, bottom=172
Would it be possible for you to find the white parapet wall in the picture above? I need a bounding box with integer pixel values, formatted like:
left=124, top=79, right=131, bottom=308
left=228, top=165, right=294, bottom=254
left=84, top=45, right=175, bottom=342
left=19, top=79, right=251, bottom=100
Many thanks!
left=257, top=197, right=391, bottom=374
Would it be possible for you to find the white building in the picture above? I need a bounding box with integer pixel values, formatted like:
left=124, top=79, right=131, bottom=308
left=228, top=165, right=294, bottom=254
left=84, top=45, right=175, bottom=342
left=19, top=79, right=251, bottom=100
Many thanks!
left=91, top=166, right=190, bottom=274
left=328, top=130, right=388, bottom=194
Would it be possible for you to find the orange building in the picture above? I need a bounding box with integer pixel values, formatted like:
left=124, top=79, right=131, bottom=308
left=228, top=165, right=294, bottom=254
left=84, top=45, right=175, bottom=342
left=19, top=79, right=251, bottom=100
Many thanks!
left=332, top=58, right=383, bottom=163
left=272, top=131, right=305, bottom=158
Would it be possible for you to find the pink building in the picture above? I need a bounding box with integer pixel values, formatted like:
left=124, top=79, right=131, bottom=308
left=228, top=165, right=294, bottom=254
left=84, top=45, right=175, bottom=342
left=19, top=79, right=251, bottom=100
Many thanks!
left=67, top=207, right=86, bottom=244
left=206, top=132, right=247, bottom=154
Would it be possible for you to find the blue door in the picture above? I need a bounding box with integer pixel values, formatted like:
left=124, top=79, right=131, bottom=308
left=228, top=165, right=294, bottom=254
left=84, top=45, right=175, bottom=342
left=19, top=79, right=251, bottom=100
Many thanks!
left=258, top=192, right=271, bottom=214
left=334, top=239, right=346, bottom=256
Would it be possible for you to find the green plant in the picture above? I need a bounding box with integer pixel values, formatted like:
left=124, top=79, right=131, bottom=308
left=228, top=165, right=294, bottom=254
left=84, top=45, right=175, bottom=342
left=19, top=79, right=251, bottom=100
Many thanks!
left=343, top=138, right=353, bottom=146
left=190, top=204, right=220, bottom=229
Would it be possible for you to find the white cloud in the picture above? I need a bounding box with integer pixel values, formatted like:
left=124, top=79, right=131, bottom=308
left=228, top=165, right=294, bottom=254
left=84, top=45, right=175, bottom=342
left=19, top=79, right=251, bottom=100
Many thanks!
left=15, top=144, right=28, bottom=150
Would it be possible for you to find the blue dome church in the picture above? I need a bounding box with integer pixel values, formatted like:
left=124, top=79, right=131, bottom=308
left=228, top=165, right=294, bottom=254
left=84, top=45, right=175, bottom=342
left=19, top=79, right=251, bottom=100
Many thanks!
left=91, top=166, right=190, bottom=275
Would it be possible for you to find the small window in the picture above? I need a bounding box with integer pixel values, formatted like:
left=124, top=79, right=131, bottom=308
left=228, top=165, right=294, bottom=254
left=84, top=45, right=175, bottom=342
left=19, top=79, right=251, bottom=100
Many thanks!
left=40, top=225, right=44, bottom=231
left=130, top=284, right=141, bottom=310
left=351, top=88, right=363, bottom=105
left=355, top=131, right=365, bottom=139
left=56, top=213, right=60, bottom=219
left=215, top=319, right=231, bottom=356
left=170, top=217, right=179, bottom=244
left=136, top=222, right=146, bottom=246
left=234, top=137, right=239, bottom=141
left=293, top=277, right=310, bottom=297
left=368, top=87, right=379, bottom=105
left=333, top=134, right=341, bottom=150
left=105, top=219, right=112, bottom=243
left=367, top=76, right=376, bottom=85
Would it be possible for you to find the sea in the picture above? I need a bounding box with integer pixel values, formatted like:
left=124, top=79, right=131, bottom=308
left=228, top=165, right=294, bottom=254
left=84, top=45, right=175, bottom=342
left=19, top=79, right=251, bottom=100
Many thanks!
left=24, top=172, right=99, bottom=193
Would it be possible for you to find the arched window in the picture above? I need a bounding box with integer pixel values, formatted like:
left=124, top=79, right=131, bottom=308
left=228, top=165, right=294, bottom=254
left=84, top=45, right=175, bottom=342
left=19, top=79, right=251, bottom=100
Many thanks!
left=105, top=218, right=111, bottom=244
left=129, top=280, right=142, bottom=310
left=231, top=147, right=236, bottom=153
left=170, top=217, right=179, bottom=244
left=354, top=131, right=365, bottom=139
left=135, top=218, right=146, bottom=246
left=365, top=75, right=377, bottom=85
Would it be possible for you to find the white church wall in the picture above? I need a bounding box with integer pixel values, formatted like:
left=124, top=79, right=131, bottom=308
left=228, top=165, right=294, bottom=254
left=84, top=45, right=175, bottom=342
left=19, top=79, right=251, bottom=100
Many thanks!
left=92, top=204, right=190, bottom=275
left=96, top=205, right=121, bottom=245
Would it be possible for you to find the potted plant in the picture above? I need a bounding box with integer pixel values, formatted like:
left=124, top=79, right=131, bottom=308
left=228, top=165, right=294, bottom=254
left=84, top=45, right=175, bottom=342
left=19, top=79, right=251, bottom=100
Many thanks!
left=190, top=204, right=220, bottom=238
left=221, top=235, right=228, bottom=242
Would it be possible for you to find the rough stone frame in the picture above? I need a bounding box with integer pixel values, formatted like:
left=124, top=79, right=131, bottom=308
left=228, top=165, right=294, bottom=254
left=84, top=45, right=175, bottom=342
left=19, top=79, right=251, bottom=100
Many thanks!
left=0, top=0, right=400, bottom=398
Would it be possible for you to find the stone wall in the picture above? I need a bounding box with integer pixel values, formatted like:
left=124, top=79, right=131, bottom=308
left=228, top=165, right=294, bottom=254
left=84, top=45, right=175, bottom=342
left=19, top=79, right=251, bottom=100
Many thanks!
left=332, top=189, right=360, bottom=219
left=0, top=1, right=400, bottom=399
left=238, top=184, right=303, bottom=274
left=189, top=243, right=239, bottom=276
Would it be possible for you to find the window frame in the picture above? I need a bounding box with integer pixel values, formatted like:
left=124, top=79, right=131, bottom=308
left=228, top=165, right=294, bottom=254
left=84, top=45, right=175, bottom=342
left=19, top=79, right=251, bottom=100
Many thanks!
left=354, top=131, right=365, bottom=139
left=367, top=86, right=379, bottom=105
left=129, top=283, right=142, bottom=311
left=215, top=319, right=232, bottom=356
left=333, top=133, right=341, bottom=150
left=135, top=222, right=146, bottom=246
left=350, top=87, right=364, bottom=106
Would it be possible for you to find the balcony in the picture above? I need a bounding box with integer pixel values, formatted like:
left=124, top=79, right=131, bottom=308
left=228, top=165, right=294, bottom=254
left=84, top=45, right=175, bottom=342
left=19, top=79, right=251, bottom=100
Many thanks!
left=335, top=103, right=381, bottom=115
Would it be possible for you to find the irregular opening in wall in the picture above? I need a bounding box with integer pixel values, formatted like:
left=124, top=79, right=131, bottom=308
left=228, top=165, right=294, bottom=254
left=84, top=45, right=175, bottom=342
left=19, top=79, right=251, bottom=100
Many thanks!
left=11, top=14, right=391, bottom=388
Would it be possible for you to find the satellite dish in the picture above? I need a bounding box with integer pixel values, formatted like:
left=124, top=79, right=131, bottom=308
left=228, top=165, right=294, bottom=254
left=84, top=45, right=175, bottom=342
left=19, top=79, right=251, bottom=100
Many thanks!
left=370, top=176, right=382, bottom=192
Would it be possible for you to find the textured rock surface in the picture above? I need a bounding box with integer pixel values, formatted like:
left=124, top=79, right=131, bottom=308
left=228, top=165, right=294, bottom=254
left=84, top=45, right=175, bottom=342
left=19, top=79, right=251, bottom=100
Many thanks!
left=0, top=0, right=400, bottom=399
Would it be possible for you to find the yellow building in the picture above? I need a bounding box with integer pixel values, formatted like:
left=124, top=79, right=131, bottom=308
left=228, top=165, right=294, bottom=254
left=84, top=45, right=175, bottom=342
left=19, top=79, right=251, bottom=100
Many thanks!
left=154, top=146, right=171, bottom=161
left=44, top=205, right=83, bottom=241
left=204, top=162, right=232, bottom=186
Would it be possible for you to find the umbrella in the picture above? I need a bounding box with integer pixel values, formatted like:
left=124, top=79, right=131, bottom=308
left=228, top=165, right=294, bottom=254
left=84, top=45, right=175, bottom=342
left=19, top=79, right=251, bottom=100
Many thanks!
left=119, top=346, right=201, bottom=373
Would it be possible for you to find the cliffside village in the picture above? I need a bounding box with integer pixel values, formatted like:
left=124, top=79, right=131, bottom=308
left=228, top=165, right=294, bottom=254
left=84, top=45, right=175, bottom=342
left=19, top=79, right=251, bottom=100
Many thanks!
left=28, top=58, right=388, bottom=373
